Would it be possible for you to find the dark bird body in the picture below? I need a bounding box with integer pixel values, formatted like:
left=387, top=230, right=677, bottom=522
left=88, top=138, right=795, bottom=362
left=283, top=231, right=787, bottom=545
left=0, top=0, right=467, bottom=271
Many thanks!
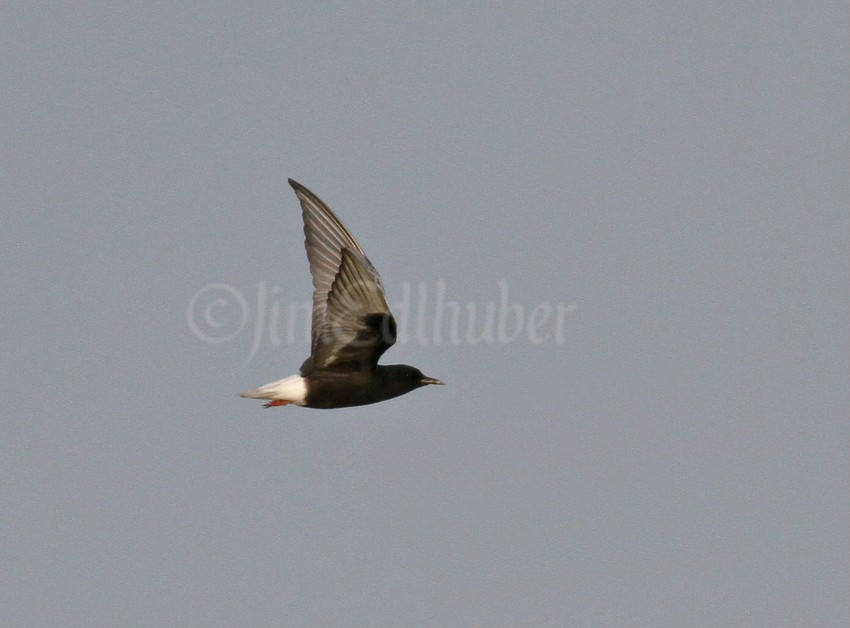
left=241, top=179, right=443, bottom=409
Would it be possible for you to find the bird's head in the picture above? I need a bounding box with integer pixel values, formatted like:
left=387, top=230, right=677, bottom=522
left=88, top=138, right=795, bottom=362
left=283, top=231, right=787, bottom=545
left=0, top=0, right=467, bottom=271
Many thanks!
left=380, top=365, right=444, bottom=396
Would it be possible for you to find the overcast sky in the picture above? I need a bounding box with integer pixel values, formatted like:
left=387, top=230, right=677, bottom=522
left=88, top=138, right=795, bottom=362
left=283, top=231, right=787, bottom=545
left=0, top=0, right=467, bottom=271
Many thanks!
left=2, top=3, right=848, bottom=626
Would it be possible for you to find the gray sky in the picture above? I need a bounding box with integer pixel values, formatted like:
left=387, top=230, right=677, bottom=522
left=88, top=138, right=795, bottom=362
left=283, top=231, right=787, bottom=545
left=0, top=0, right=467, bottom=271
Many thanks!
left=2, top=3, right=848, bottom=626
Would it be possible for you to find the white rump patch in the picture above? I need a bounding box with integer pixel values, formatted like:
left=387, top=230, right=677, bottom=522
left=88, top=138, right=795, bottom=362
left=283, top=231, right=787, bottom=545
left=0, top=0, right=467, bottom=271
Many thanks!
left=240, top=374, right=307, bottom=405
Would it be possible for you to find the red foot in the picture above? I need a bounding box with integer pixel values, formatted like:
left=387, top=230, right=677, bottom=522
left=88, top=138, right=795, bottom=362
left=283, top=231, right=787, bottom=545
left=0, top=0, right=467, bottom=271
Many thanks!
left=263, top=400, right=291, bottom=408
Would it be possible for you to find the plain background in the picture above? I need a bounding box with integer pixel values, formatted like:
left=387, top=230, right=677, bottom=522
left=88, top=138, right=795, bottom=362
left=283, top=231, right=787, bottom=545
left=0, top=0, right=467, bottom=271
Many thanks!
left=2, top=3, right=848, bottom=626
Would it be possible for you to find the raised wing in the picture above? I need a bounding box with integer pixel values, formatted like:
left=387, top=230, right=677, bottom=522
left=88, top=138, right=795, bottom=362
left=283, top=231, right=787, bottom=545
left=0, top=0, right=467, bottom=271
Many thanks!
left=288, top=179, right=394, bottom=372
left=308, top=248, right=396, bottom=371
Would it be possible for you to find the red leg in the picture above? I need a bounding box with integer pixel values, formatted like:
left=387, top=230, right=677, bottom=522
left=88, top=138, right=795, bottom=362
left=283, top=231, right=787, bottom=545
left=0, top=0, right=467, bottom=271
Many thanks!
left=263, top=400, right=291, bottom=408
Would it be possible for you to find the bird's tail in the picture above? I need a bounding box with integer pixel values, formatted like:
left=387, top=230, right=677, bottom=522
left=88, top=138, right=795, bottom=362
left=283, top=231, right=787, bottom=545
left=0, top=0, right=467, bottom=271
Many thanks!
left=239, top=374, right=307, bottom=405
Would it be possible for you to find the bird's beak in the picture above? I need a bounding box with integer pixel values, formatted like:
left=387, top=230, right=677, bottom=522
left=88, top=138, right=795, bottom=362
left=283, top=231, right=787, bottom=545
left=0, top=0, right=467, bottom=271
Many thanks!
left=420, top=376, right=444, bottom=386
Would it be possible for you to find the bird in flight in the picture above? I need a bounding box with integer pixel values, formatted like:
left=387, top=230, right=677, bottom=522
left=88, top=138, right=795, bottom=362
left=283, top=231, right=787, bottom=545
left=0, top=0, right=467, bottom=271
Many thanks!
left=241, top=179, right=443, bottom=409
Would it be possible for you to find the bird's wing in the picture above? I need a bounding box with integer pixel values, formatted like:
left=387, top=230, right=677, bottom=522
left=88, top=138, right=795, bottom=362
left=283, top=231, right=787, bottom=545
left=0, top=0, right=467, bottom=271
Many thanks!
left=309, top=247, right=396, bottom=372
left=288, top=179, right=394, bottom=372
